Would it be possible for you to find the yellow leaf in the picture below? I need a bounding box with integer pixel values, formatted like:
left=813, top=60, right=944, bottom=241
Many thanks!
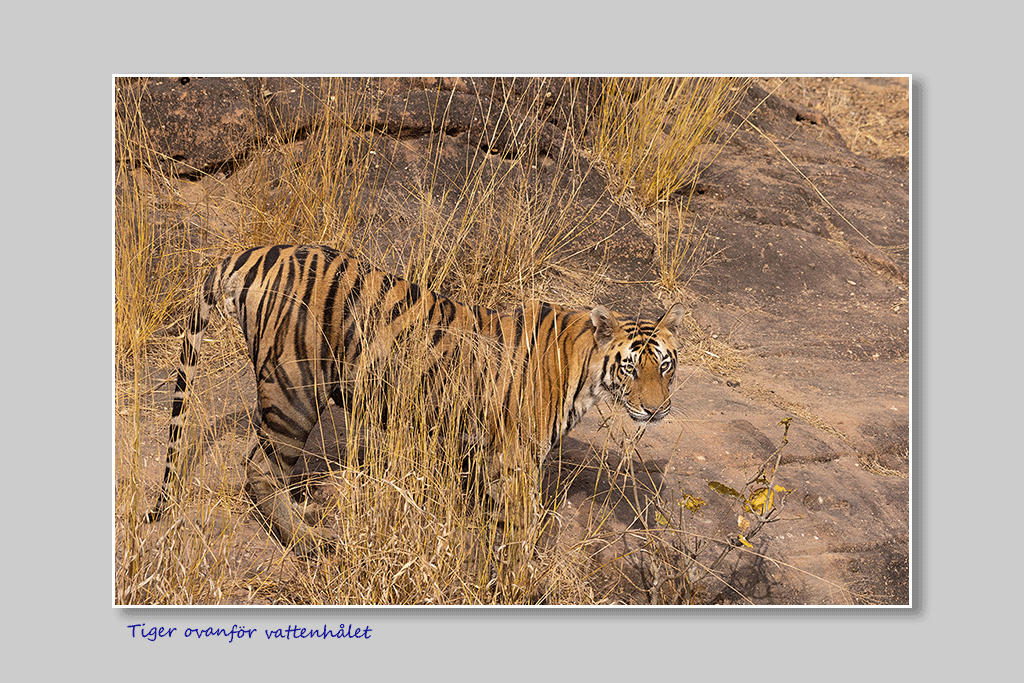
left=709, top=481, right=741, bottom=498
left=738, top=534, right=753, bottom=548
left=747, top=487, right=771, bottom=515
left=655, top=511, right=671, bottom=527
left=682, top=494, right=706, bottom=514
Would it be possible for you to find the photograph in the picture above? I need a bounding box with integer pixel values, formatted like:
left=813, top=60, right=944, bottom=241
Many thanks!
left=113, top=76, right=910, bottom=606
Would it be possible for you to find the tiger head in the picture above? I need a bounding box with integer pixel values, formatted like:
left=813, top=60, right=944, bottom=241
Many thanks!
left=591, top=303, right=687, bottom=424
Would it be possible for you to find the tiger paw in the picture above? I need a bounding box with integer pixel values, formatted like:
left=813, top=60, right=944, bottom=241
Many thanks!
left=294, top=500, right=328, bottom=526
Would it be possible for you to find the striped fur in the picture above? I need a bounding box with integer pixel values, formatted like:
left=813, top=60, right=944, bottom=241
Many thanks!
left=145, top=245, right=686, bottom=555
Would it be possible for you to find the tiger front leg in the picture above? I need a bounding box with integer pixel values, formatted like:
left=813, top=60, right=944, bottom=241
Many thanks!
left=244, top=432, right=338, bottom=558
left=477, top=446, right=543, bottom=526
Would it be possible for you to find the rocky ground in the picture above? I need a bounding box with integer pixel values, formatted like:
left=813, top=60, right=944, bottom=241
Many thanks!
left=116, top=76, right=909, bottom=605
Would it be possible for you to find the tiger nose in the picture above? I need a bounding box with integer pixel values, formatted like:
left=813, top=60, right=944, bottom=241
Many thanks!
left=638, top=402, right=669, bottom=422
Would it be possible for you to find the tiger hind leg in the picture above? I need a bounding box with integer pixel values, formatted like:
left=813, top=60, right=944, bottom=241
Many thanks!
left=244, top=429, right=338, bottom=557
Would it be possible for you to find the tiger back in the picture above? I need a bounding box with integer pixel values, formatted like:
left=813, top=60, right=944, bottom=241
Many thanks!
left=145, top=245, right=686, bottom=556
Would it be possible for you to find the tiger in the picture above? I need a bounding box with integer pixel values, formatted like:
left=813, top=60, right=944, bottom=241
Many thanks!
left=144, top=244, right=687, bottom=556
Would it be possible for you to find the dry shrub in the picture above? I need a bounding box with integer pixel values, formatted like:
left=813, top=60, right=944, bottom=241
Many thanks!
left=591, top=77, right=747, bottom=212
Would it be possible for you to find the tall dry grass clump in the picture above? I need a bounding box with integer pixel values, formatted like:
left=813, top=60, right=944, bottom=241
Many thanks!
left=404, top=156, right=600, bottom=311
left=592, top=77, right=746, bottom=212
left=225, top=78, right=380, bottom=251
left=115, top=83, right=237, bottom=603
left=394, top=81, right=604, bottom=311
left=592, top=77, right=746, bottom=294
left=114, top=99, right=194, bottom=368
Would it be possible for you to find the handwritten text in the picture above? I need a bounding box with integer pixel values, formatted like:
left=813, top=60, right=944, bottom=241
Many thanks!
left=127, top=623, right=372, bottom=642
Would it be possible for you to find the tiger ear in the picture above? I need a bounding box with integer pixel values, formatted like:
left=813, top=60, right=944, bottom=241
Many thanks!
left=656, top=303, right=688, bottom=338
left=590, top=306, right=619, bottom=346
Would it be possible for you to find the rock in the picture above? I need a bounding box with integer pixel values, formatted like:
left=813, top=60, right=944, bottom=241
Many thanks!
left=116, top=77, right=266, bottom=177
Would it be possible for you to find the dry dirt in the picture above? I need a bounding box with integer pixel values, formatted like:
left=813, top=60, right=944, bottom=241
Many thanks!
left=118, top=76, right=910, bottom=605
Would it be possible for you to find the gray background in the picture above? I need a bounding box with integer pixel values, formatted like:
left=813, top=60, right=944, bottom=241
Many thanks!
left=9, top=1, right=1011, bottom=678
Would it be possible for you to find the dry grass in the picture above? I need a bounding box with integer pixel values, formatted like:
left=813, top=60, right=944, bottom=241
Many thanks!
left=591, top=77, right=747, bottom=296
left=114, top=77, right=758, bottom=605
left=591, top=77, right=747, bottom=212
left=225, top=79, right=379, bottom=250
left=759, top=76, right=910, bottom=159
